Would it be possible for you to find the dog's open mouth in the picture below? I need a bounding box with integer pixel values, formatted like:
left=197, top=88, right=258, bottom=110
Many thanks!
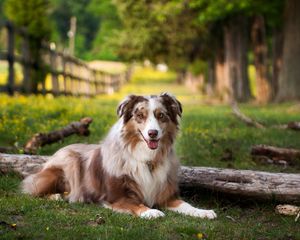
left=139, top=130, right=159, bottom=150
left=146, top=139, right=159, bottom=150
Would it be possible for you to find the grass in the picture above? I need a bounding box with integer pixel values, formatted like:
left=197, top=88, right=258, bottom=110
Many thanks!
left=0, top=66, right=300, bottom=239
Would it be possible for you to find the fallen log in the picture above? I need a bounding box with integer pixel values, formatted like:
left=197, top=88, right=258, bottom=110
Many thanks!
left=231, top=103, right=265, bottom=129
left=24, top=117, right=93, bottom=154
left=231, top=103, right=300, bottom=131
left=1, top=153, right=300, bottom=202
left=0, top=146, right=17, bottom=154
left=251, top=144, right=300, bottom=165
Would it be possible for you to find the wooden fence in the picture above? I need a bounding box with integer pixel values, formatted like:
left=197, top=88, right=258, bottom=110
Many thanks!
left=0, top=21, right=131, bottom=97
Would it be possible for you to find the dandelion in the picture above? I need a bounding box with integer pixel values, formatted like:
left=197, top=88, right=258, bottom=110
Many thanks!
left=197, top=233, right=207, bottom=239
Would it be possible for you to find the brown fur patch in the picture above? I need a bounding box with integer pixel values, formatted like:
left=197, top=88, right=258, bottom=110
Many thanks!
left=122, top=120, right=142, bottom=151
left=156, top=180, right=179, bottom=207
left=84, top=148, right=105, bottom=202
left=32, top=167, right=65, bottom=196
left=160, top=94, right=182, bottom=125
left=108, top=199, right=149, bottom=216
left=105, top=174, right=144, bottom=205
left=118, top=95, right=148, bottom=123
left=165, top=199, right=183, bottom=208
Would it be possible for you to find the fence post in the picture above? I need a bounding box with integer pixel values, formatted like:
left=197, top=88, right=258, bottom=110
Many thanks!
left=6, top=22, right=15, bottom=95
left=50, top=49, right=59, bottom=95
left=22, top=35, right=31, bottom=94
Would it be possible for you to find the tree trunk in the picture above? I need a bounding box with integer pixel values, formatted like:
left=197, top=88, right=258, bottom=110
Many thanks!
left=1, top=153, right=300, bottom=202
left=271, top=28, right=283, bottom=99
left=205, top=59, right=215, bottom=96
left=224, top=15, right=252, bottom=102
left=251, top=15, right=272, bottom=103
left=214, top=47, right=228, bottom=101
left=176, top=69, right=186, bottom=84
left=276, top=0, right=300, bottom=101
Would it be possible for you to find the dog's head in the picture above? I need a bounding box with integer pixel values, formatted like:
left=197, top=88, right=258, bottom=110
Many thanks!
left=117, top=93, right=182, bottom=151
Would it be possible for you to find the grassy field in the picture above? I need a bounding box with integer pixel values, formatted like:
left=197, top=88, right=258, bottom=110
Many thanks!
left=0, top=66, right=300, bottom=239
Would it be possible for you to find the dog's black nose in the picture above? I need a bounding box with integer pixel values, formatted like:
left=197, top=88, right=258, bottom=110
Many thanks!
left=148, top=129, right=158, bottom=138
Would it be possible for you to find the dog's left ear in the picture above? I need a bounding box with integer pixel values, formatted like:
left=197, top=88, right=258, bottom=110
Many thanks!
left=160, top=93, right=182, bottom=122
left=117, top=95, right=147, bottom=122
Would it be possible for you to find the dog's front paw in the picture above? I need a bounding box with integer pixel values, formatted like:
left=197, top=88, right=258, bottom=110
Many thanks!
left=192, top=209, right=217, bottom=219
left=169, top=202, right=217, bottom=219
left=140, top=209, right=165, bottom=219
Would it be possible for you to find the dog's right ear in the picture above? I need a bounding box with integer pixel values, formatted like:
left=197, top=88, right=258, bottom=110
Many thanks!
left=117, top=95, right=147, bottom=122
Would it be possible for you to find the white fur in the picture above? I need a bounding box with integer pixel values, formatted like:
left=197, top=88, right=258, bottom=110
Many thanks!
left=141, top=98, right=163, bottom=141
left=102, top=202, right=131, bottom=214
left=168, top=202, right=217, bottom=219
left=140, top=209, right=165, bottom=219
left=21, top=174, right=36, bottom=194
left=100, top=98, right=179, bottom=207
left=101, top=118, right=176, bottom=207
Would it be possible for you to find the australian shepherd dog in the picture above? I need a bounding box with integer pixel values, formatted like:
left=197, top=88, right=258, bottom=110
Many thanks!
left=22, top=93, right=217, bottom=219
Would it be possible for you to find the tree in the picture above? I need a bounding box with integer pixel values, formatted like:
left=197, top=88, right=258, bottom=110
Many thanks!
left=50, top=0, right=101, bottom=58
left=114, top=0, right=210, bottom=83
left=86, top=0, right=121, bottom=60
left=276, top=0, right=300, bottom=101
left=251, top=15, right=271, bottom=103
left=189, top=1, right=253, bottom=102
left=4, top=0, right=51, bottom=93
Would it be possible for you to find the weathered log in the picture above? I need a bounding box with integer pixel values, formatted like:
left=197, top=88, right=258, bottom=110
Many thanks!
left=251, top=144, right=300, bottom=165
left=287, top=122, right=300, bottom=131
left=1, top=153, right=300, bottom=202
left=179, top=166, right=300, bottom=202
left=24, top=117, right=93, bottom=154
left=0, top=146, right=17, bottom=153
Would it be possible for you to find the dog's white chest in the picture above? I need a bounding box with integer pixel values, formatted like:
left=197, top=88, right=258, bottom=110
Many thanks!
left=132, top=161, right=169, bottom=207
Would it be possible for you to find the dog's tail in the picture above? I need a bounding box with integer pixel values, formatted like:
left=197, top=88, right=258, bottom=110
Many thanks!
left=21, top=167, right=64, bottom=196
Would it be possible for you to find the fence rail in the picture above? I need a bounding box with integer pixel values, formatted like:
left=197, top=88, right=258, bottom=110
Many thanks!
left=0, top=21, right=131, bottom=97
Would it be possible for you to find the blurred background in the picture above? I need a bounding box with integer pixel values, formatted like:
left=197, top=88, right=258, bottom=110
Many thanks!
left=0, top=0, right=299, bottom=103
left=1, top=2, right=300, bottom=239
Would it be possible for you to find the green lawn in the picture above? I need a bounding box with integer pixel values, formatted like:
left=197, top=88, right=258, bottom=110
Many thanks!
left=0, top=66, right=299, bottom=239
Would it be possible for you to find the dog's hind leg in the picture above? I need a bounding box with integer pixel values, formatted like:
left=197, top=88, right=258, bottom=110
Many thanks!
left=63, top=151, right=85, bottom=203
left=22, top=167, right=64, bottom=196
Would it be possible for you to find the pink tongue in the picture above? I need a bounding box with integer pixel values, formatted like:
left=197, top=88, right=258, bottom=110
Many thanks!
left=147, top=140, right=159, bottom=149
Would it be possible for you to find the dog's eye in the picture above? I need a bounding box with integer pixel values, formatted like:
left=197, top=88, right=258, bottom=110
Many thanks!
left=158, top=113, right=164, bottom=119
left=136, top=113, right=144, bottom=120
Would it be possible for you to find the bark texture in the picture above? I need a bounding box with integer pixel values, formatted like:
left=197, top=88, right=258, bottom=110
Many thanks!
left=271, top=28, right=283, bottom=99
left=24, top=117, right=93, bottom=154
left=251, top=15, right=271, bottom=103
left=277, top=0, right=300, bottom=101
left=251, top=145, right=300, bottom=165
left=224, top=15, right=251, bottom=102
left=1, top=153, right=300, bottom=202
left=180, top=166, right=300, bottom=202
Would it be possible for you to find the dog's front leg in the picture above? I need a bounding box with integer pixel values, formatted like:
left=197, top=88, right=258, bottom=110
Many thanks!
left=166, top=199, right=217, bottom=219
left=104, top=199, right=165, bottom=219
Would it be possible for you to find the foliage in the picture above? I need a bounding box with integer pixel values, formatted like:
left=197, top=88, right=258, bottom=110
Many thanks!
left=49, top=0, right=121, bottom=60
left=4, top=0, right=51, bottom=39
left=113, top=0, right=207, bottom=70
left=3, top=0, right=52, bottom=91
left=0, top=67, right=300, bottom=239
left=85, top=0, right=121, bottom=60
